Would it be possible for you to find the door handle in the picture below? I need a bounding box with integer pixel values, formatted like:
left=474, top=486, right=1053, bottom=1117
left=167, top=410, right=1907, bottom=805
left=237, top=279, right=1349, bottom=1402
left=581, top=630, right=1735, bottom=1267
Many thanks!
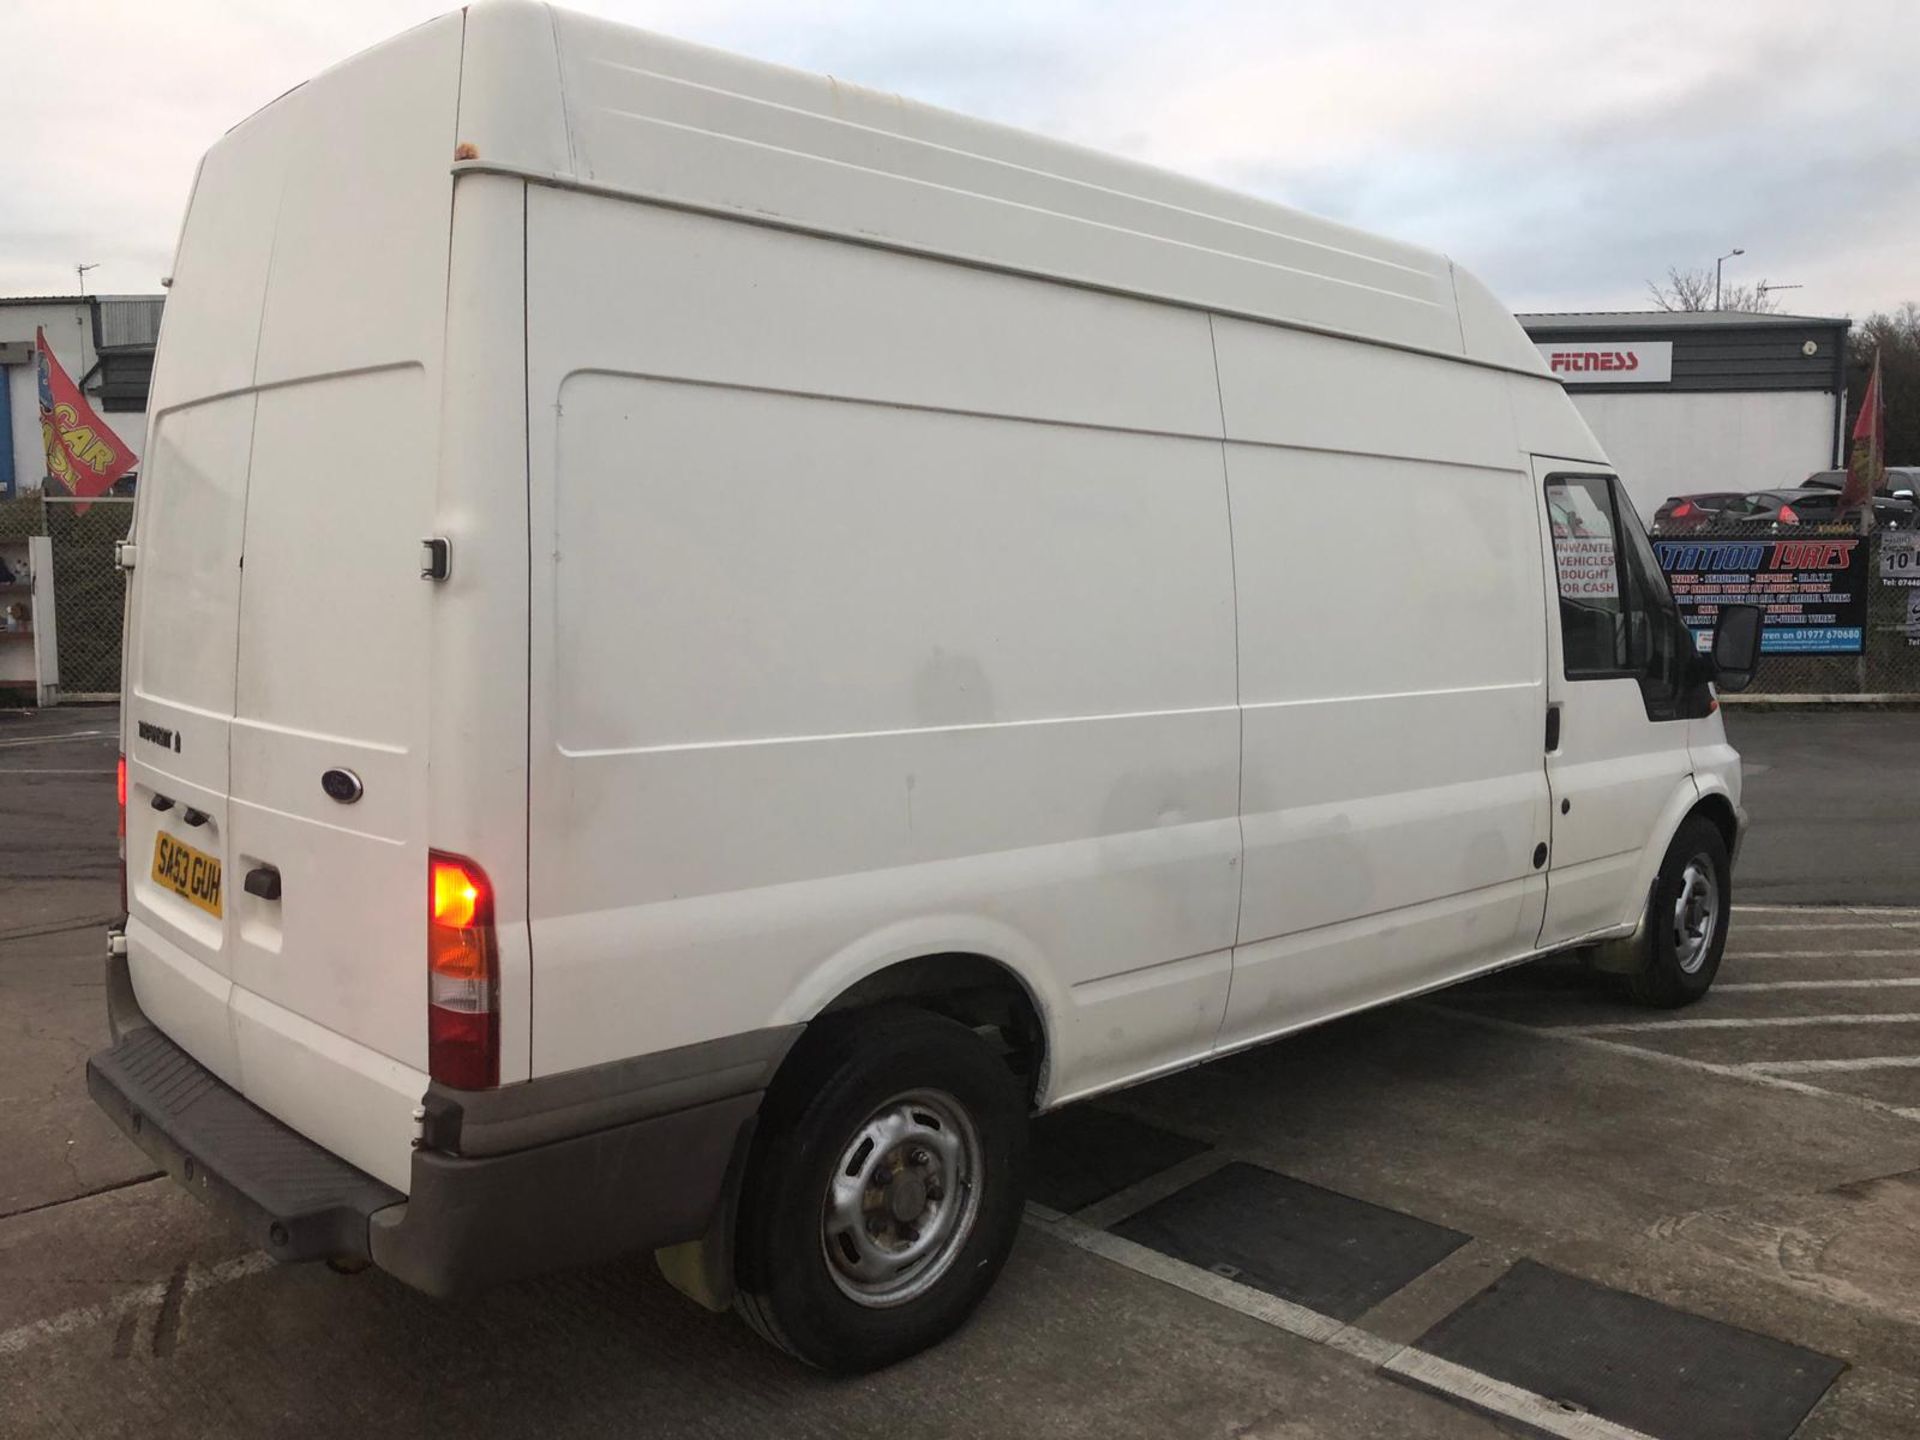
left=1545, top=705, right=1562, bottom=752
left=243, top=865, right=282, bottom=901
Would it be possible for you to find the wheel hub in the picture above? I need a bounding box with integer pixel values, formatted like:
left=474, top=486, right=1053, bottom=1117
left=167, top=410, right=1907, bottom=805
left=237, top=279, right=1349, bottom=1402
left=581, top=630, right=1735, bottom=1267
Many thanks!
left=822, top=1090, right=983, bottom=1308
left=887, top=1170, right=930, bottom=1223
left=1672, top=853, right=1719, bottom=975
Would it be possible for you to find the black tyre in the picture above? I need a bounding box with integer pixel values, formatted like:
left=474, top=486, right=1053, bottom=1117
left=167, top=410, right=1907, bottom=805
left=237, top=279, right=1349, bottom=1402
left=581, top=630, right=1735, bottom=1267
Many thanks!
left=1625, top=815, right=1730, bottom=1008
left=733, top=1006, right=1029, bottom=1372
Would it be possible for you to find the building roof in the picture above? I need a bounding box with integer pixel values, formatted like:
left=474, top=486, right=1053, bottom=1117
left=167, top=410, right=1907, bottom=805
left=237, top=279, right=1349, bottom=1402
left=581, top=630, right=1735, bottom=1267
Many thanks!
left=1518, top=310, right=1847, bottom=331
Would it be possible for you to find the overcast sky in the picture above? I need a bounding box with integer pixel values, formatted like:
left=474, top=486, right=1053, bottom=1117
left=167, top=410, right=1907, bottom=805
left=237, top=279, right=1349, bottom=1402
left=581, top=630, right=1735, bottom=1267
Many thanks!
left=5, top=0, right=1916, bottom=317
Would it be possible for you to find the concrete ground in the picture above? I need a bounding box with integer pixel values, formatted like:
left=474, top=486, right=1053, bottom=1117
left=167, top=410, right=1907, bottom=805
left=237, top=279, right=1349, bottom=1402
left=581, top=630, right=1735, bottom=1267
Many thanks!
left=3, top=704, right=1918, bottom=1438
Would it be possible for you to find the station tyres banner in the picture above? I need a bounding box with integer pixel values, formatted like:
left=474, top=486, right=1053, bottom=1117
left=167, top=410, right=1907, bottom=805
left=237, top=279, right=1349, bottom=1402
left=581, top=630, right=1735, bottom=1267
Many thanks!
left=1654, top=536, right=1868, bottom=655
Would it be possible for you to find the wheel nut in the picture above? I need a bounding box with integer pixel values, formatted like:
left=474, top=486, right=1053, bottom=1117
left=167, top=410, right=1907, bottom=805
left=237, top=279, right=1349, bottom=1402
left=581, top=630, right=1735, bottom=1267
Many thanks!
left=910, top=1148, right=931, bottom=1167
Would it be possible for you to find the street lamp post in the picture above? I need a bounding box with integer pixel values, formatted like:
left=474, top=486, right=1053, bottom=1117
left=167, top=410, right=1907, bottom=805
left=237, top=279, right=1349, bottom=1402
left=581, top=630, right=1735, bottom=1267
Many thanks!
left=1714, top=248, right=1745, bottom=309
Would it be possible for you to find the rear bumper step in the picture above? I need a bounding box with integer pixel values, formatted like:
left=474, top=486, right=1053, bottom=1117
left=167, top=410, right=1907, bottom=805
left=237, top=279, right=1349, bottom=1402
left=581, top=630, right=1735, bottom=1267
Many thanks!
left=91, top=948, right=805, bottom=1297
left=86, top=1024, right=402, bottom=1263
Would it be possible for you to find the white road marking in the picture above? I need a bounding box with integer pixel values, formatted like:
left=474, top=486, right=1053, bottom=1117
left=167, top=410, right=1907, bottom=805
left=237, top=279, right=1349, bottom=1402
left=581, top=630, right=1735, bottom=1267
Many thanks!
left=1744, top=1056, right=1920, bottom=1075
left=1069, top=1149, right=1233, bottom=1233
left=1717, top=978, right=1920, bottom=992
left=1032, top=1209, right=1660, bottom=1440
left=1031, top=1209, right=1344, bottom=1343
left=2, top=768, right=117, bottom=776
left=0, top=731, right=110, bottom=750
left=1734, top=904, right=1920, bottom=917
left=1569, top=1013, right=1920, bottom=1033
left=1722, top=951, right=1920, bottom=961
left=1383, top=1348, right=1664, bottom=1440
left=1736, top=922, right=1920, bottom=932
left=0, top=1252, right=272, bottom=1358
left=1421, top=1003, right=1920, bottom=1125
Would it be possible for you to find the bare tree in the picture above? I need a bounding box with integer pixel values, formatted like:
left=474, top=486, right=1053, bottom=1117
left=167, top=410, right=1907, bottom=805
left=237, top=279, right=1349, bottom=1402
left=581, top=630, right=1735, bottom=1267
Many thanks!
left=1645, top=266, right=1784, bottom=314
left=1647, top=266, right=1714, bottom=311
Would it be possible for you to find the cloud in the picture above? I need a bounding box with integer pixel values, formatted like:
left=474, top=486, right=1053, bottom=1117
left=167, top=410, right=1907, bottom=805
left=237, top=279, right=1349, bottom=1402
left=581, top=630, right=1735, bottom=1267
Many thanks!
left=3, top=0, right=1915, bottom=318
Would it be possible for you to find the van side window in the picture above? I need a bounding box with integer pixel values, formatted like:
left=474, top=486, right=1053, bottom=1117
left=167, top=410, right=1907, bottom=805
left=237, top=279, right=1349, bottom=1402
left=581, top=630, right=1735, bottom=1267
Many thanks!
left=1545, top=474, right=1688, bottom=715
left=1545, top=476, right=1627, bottom=675
left=1615, top=507, right=1685, bottom=711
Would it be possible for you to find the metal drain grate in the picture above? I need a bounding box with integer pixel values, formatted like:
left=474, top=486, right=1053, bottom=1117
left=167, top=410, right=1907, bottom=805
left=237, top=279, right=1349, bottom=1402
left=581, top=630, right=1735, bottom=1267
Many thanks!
left=1111, top=1161, right=1470, bottom=1321
left=1410, top=1260, right=1846, bottom=1440
left=1027, top=1107, right=1210, bottom=1214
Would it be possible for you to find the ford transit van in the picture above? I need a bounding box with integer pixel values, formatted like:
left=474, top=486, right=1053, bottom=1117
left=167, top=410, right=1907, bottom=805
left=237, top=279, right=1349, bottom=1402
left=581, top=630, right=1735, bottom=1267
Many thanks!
left=90, top=0, right=1762, bottom=1372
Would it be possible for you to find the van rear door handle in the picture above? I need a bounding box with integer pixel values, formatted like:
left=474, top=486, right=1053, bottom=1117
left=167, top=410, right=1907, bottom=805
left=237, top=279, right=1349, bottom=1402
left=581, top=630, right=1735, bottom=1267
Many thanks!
left=243, top=865, right=282, bottom=901
left=1545, top=705, right=1562, bottom=752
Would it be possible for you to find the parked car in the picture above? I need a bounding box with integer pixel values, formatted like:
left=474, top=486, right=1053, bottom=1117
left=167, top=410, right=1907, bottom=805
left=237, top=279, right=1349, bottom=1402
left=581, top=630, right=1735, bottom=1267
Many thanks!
left=88, top=0, right=1764, bottom=1374
left=1801, top=466, right=1920, bottom=499
left=1726, top=487, right=1916, bottom=529
left=1653, top=492, right=1745, bottom=530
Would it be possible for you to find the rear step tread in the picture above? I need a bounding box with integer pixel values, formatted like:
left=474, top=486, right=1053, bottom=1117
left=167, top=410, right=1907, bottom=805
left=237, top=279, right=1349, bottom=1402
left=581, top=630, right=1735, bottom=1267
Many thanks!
left=87, top=1026, right=404, bottom=1263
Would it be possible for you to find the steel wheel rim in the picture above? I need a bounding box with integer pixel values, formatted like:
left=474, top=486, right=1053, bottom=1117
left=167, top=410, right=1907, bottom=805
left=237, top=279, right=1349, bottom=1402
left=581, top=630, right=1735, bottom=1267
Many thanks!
left=820, top=1088, right=983, bottom=1308
left=1673, top=854, right=1719, bottom=975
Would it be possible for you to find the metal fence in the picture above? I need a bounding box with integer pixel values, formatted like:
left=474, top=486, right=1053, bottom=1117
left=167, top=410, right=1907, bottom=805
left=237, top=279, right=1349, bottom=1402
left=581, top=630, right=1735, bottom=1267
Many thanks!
left=0, top=493, right=131, bottom=702
left=1651, top=520, right=1920, bottom=698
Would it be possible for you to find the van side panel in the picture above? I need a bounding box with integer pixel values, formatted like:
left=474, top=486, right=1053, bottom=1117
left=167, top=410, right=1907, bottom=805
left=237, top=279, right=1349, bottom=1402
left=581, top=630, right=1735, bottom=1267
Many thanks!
left=1212, top=319, right=1551, bottom=1045
left=544, top=8, right=1465, bottom=359
left=525, top=192, right=1241, bottom=1101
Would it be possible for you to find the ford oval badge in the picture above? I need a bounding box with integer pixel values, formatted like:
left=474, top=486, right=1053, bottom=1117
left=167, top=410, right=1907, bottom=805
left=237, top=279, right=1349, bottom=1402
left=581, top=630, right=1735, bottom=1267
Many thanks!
left=321, top=768, right=364, bottom=804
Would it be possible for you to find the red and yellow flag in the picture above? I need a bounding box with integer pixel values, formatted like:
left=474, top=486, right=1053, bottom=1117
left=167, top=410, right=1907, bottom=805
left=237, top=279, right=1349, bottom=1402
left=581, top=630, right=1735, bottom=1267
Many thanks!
left=1838, top=347, right=1884, bottom=519
left=36, top=327, right=138, bottom=510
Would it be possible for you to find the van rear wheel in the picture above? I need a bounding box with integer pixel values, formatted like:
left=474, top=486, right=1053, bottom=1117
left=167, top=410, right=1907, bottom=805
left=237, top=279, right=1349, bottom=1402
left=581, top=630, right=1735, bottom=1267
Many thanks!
left=733, top=1006, right=1028, bottom=1372
left=1624, top=815, right=1730, bottom=1008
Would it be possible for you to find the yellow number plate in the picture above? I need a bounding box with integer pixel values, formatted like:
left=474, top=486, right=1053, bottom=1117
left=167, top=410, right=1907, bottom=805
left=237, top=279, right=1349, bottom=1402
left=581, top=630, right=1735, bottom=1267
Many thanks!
left=152, top=833, right=223, bottom=917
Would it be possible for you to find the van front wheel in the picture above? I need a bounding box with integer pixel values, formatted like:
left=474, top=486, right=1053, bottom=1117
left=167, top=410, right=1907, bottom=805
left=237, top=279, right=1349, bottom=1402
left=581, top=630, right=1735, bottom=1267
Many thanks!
left=733, top=1006, right=1028, bottom=1372
left=1625, top=815, right=1730, bottom=1008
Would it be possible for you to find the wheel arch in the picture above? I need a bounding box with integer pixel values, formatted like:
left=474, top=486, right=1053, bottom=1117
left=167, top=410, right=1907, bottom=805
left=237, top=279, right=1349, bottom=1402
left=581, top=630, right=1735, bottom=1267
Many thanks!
left=772, top=919, right=1060, bottom=1109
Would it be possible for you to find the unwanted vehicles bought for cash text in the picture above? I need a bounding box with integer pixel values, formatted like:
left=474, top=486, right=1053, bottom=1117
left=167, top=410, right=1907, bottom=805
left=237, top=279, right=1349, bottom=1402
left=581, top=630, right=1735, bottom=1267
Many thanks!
left=90, top=0, right=1763, bottom=1372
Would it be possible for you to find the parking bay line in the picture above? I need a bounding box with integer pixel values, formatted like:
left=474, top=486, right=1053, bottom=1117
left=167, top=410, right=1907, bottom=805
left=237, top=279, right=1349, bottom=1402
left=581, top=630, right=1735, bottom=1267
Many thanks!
left=1567, top=1012, right=1920, bottom=1033
left=1743, top=1056, right=1920, bottom=1075
left=1734, top=904, right=1920, bottom=917
left=0, top=731, right=110, bottom=750
left=1029, top=1209, right=1662, bottom=1440
left=1418, top=1003, right=1920, bottom=1125
left=0, top=1252, right=273, bottom=1359
left=1717, top=978, right=1920, bottom=992
left=1719, top=951, right=1920, bottom=961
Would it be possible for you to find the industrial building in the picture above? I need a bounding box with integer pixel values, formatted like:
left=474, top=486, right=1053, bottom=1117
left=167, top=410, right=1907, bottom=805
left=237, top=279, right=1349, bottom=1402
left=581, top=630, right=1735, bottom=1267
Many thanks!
left=0, top=294, right=163, bottom=499
left=1518, top=310, right=1851, bottom=522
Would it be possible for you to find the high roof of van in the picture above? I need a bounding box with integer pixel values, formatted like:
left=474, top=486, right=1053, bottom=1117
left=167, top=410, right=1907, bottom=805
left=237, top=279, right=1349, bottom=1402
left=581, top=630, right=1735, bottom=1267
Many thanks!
left=442, top=1, right=1548, bottom=378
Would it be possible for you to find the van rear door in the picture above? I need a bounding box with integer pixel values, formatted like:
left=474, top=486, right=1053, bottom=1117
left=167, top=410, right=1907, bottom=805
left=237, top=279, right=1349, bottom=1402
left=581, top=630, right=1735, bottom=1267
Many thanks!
left=125, top=14, right=465, bottom=1185
left=121, top=88, right=304, bottom=1089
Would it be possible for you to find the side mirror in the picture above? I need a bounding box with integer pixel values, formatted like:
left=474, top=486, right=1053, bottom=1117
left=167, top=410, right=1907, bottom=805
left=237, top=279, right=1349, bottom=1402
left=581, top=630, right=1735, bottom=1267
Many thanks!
left=1710, top=604, right=1763, bottom=693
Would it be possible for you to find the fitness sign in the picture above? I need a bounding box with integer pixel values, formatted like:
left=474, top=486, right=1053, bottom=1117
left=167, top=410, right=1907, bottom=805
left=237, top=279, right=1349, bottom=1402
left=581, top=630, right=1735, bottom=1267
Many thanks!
left=1654, top=536, right=1868, bottom=655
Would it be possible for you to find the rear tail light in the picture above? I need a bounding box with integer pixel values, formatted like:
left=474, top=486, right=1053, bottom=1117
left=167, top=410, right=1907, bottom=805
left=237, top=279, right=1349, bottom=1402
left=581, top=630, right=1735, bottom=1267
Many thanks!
left=116, top=755, right=127, bottom=914
left=1671, top=501, right=1696, bottom=518
left=427, top=850, right=499, bottom=1089
left=1778, top=504, right=1800, bottom=524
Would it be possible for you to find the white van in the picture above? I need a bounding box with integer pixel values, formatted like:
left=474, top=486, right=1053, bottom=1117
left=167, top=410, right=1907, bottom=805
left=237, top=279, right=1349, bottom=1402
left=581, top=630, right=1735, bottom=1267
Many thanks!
left=91, top=1, right=1762, bottom=1372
